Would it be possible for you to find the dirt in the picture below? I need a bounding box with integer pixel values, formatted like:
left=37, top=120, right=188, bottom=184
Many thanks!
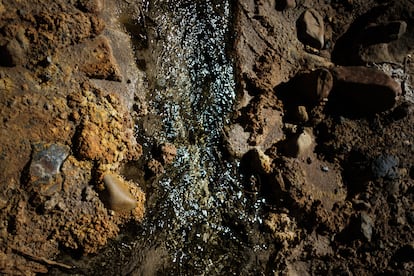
left=228, top=0, right=414, bottom=274
left=0, top=0, right=413, bottom=275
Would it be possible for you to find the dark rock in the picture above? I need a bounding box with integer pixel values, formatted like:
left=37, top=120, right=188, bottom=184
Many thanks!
left=275, top=0, right=296, bottom=11
left=361, top=21, right=407, bottom=45
left=330, top=66, right=401, bottom=115
left=77, top=0, right=104, bottom=14
left=294, top=106, right=309, bottom=123
left=371, top=154, right=399, bottom=179
left=297, top=9, right=325, bottom=49
left=240, top=148, right=273, bottom=175
left=30, top=143, right=69, bottom=178
left=358, top=43, right=391, bottom=64
left=392, top=243, right=414, bottom=264
left=407, top=211, right=414, bottom=225
left=279, top=68, right=333, bottom=107
left=0, top=40, right=25, bottom=67
left=29, top=143, right=69, bottom=195
left=390, top=102, right=413, bottom=121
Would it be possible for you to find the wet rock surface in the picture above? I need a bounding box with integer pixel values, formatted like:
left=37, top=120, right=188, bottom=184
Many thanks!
left=0, top=0, right=413, bottom=275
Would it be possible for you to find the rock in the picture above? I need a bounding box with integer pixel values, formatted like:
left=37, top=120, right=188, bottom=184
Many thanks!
left=159, top=143, right=177, bottom=165
left=392, top=243, right=414, bottom=264
left=371, top=154, right=399, bottom=179
left=29, top=143, right=70, bottom=196
left=0, top=39, right=25, bottom=67
left=358, top=43, right=392, bottom=64
left=284, top=128, right=314, bottom=158
left=295, top=106, right=309, bottom=123
left=77, top=0, right=104, bottom=14
left=362, top=21, right=407, bottom=45
left=276, top=0, right=296, bottom=10
left=321, top=165, right=329, bottom=172
left=225, top=103, right=284, bottom=158
left=360, top=212, right=373, bottom=242
left=103, top=173, right=137, bottom=212
left=330, top=66, right=401, bottom=115
left=80, top=36, right=122, bottom=81
left=280, top=68, right=333, bottom=107
left=297, top=9, right=325, bottom=49
left=407, top=211, right=414, bottom=225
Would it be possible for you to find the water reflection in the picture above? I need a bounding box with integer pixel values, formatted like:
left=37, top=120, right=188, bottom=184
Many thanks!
left=129, top=0, right=267, bottom=273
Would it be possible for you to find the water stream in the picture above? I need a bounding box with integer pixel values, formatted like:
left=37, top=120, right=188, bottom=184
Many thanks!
left=122, top=0, right=268, bottom=274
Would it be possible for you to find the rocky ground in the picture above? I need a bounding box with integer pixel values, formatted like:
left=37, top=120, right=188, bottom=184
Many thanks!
left=0, top=0, right=149, bottom=274
left=0, top=0, right=413, bottom=275
left=227, top=0, right=414, bottom=274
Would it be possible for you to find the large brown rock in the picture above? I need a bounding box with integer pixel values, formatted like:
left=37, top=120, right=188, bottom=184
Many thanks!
left=330, top=66, right=401, bottom=115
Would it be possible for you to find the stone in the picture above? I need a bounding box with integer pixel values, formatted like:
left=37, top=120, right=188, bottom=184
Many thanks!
left=358, top=43, right=393, bottom=64
left=30, top=143, right=70, bottom=179
left=276, top=0, right=296, bottom=11
left=0, top=39, right=25, bottom=67
left=392, top=243, right=414, bottom=264
left=29, top=143, right=70, bottom=196
left=297, top=9, right=325, bottom=49
left=103, top=173, right=137, bottom=212
left=284, top=128, right=314, bottom=158
left=360, top=212, right=373, bottom=242
left=362, top=21, right=407, bottom=45
left=371, top=154, right=399, bottom=180
left=77, top=0, right=104, bottom=14
left=280, top=68, right=333, bottom=106
left=407, top=211, right=414, bottom=225
left=295, top=106, right=309, bottom=123
left=79, top=36, right=122, bottom=82
left=330, top=66, right=401, bottom=114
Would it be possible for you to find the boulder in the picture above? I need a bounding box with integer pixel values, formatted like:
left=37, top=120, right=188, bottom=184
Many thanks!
left=297, top=9, right=325, bottom=49
left=330, top=66, right=401, bottom=115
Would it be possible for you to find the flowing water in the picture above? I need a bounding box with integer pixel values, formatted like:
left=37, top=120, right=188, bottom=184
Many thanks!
left=67, top=1, right=269, bottom=274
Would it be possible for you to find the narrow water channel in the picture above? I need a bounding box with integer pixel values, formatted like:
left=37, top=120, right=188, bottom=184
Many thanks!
left=121, top=0, right=270, bottom=274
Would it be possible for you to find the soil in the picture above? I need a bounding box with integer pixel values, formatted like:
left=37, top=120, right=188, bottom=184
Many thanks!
left=228, top=0, right=414, bottom=274
left=0, top=0, right=413, bottom=275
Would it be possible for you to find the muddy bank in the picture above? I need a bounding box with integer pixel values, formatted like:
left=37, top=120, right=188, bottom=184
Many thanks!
left=227, top=0, right=414, bottom=274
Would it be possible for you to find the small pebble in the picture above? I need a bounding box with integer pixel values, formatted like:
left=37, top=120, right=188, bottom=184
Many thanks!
left=321, top=166, right=329, bottom=172
left=360, top=212, right=373, bottom=242
left=103, top=174, right=137, bottom=212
